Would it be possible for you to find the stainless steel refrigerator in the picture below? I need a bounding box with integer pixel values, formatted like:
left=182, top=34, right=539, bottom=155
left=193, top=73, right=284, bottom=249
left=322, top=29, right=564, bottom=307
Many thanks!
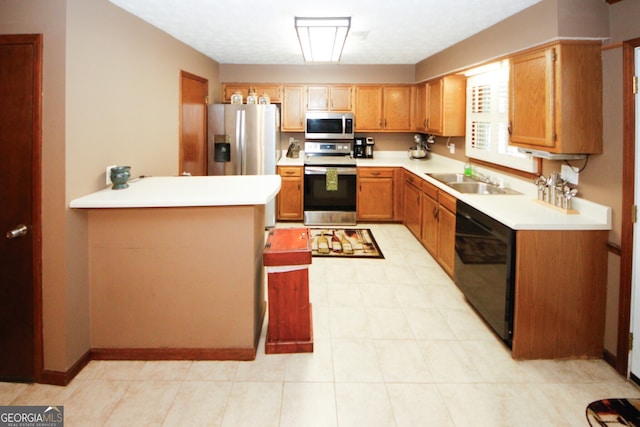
left=207, top=104, right=281, bottom=227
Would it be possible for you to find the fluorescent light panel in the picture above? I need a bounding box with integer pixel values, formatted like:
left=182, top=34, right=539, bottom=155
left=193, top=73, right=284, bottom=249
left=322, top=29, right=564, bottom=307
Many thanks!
left=295, top=17, right=350, bottom=63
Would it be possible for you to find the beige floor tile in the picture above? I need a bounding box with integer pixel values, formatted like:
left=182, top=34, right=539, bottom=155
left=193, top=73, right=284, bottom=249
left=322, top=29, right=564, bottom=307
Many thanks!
left=418, top=340, right=484, bottom=383
left=63, top=379, right=129, bottom=426
left=162, top=381, right=232, bottom=426
left=139, top=360, right=193, bottom=380
left=438, top=382, right=571, bottom=427
left=104, top=380, right=181, bottom=426
left=404, top=307, right=457, bottom=340
left=9, top=382, right=80, bottom=406
left=234, top=350, right=287, bottom=382
left=375, top=340, right=434, bottom=383
left=335, top=383, right=396, bottom=427
left=386, top=383, right=455, bottom=427
left=332, top=338, right=384, bottom=383
left=366, top=307, right=415, bottom=340
left=280, top=382, right=337, bottom=427
left=329, top=306, right=371, bottom=338
left=80, top=360, right=147, bottom=380
left=221, top=381, right=282, bottom=427
left=0, top=382, right=28, bottom=405
left=186, top=360, right=239, bottom=381
left=284, top=337, right=334, bottom=382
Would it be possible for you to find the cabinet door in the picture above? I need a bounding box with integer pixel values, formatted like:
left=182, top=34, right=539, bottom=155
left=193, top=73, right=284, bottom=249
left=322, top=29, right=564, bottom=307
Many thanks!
left=403, top=176, right=422, bottom=239
left=282, top=85, right=305, bottom=132
left=437, top=205, right=456, bottom=277
left=307, top=85, right=329, bottom=111
left=355, top=85, right=383, bottom=131
left=420, top=193, right=438, bottom=255
left=509, top=47, right=555, bottom=148
left=383, top=86, right=413, bottom=131
left=426, top=79, right=443, bottom=134
left=440, top=76, right=466, bottom=136
left=329, top=85, right=353, bottom=111
left=277, top=167, right=303, bottom=220
left=222, top=84, right=250, bottom=103
left=357, top=168, right=394, bottom=221
left=253, top=84, right=283, bottom=103
left=414, top=83, right=427, bottom=132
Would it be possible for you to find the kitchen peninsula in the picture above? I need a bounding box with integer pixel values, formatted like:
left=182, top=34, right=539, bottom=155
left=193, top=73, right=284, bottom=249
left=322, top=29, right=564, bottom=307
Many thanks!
left=70, top=175, right=281, bottom=360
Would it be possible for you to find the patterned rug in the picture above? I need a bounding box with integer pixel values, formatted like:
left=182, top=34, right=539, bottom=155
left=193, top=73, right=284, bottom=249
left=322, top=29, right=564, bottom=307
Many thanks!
left=309, top=228, right=384, bottom=259
left=587, top=398, right=640, bottom=426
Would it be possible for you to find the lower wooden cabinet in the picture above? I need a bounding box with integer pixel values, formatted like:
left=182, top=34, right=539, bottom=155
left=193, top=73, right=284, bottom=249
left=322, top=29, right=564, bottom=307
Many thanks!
left=403, top=172, right=457, bottom=277
left=277, top=166, right=303, bottom=220
left=435, top=191, right=456, bottom=277
left=357, top=167, right=395, bottom=221
left=403, top=171, right=422, bottom=238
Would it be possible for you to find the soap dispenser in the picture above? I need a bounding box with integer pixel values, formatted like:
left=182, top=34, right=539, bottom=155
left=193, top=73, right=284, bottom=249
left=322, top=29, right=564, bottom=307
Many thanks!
left=464, top=160, right=473, bottom=177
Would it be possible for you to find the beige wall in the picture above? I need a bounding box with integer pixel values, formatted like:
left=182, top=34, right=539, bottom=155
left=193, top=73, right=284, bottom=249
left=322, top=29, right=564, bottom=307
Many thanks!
left=1, top=0, right=220, bottom=372
left=220, top=64, right=416, bottom=85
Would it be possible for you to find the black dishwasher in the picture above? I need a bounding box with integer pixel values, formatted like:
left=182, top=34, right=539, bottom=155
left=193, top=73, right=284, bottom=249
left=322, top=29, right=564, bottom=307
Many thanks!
left=454, top=200, right=516, bottom=347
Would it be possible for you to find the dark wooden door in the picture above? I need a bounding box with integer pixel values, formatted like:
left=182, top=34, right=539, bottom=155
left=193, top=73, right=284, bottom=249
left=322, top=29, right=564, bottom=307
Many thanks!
left=0, top=34, right=42, bottom=382
left=180, top=71, right=208, bottom=176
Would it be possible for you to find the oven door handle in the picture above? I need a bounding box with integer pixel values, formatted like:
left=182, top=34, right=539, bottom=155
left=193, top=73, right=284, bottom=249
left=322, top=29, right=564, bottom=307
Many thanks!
left=304, top=166, right=357, bottom=175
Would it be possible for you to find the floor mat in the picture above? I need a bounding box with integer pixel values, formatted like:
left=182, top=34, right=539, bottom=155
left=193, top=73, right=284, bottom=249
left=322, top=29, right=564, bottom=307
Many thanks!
left=309, top=228, right=384, bottom=259
left=587, top=398, right=640, bottom=426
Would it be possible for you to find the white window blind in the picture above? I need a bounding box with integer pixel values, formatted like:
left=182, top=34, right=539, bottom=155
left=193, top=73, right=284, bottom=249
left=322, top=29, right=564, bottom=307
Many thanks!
left=465, top=61, right=537, bottom=173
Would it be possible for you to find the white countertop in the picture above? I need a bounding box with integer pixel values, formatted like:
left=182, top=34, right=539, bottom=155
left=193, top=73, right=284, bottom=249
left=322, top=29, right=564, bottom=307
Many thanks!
left=278, top=150, right=612, bottom=231
left=69, top=175, right=282, bottom=209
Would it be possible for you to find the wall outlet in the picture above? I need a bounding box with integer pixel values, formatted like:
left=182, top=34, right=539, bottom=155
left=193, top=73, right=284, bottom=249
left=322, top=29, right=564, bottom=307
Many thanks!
left=561, top=164, right=579, bottom=185
left=448, top=142, right=455, bottom=154
left=105, top=165, right=117, bottom=186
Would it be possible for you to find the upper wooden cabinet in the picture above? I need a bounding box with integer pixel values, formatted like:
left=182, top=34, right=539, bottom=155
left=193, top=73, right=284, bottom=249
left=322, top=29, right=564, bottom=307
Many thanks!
left=307, top=85, right=353, bottom=111
left=222, top=83, right=283, bottom=103
left=383, top=86, right=413, bottom=131
left=354, top=85, right=384, bottom=131
left=508, top=41, right=602, bottom=154
left=354, top=85, right=413, bottom=132
left=281, top=85, right=306, bottom=132
left=415, top=76, right=466, bottom=136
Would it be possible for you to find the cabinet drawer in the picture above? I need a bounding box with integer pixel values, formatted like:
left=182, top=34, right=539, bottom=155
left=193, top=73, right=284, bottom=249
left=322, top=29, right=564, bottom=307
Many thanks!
left=404, top=170, right=421, bottom=187
left=438, top=191, right=457, bottom=212
left=278, top=166, right=302, bottom=177
left=359, top=168, right=394, bottom=178
left=421, top=180, right=438, bottom=200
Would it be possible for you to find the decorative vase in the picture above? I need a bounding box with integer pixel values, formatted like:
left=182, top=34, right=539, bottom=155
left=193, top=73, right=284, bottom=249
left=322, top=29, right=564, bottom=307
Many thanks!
left=110, top=166, right=131, bottom=190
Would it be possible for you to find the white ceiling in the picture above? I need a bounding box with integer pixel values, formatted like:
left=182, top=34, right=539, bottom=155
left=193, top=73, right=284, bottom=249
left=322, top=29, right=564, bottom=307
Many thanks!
left=108, top=0, right=541, bottom=65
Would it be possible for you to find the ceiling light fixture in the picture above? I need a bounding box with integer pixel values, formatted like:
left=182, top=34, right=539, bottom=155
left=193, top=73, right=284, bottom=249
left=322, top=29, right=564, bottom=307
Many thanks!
left=294, top=17, right=351, bottom=63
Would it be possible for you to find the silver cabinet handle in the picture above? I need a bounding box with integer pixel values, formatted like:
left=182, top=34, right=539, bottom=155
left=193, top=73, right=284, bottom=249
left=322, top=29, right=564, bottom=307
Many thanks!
left=6, top=224, right=28, bottom=239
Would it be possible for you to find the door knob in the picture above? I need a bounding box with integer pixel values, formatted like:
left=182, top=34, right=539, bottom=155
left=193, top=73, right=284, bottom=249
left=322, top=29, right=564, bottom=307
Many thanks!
left=6, top=224, right=28, bottom=239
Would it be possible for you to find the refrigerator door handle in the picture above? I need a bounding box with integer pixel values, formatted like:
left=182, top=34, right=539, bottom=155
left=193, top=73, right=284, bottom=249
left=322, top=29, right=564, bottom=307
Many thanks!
left=234, top=109, right=243, bottom=175
left=240, top=109, right=247, bottom=175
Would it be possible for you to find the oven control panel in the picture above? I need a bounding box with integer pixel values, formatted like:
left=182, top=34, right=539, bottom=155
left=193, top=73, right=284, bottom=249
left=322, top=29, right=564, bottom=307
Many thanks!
left=304, top=141, right=352, bottom=156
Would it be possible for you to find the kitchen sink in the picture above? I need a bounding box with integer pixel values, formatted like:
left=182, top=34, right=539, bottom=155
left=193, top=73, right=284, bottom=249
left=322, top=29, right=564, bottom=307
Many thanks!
left=447, top=182, right=508, bottom=195
left=427, top=173, right=522, bottom=195
left=427, top=173, right=476, bottom=183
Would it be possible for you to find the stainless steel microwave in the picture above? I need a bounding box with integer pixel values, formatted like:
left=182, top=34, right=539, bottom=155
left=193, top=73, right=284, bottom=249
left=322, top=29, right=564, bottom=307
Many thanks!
left=305, top=112, right=355, bottom=140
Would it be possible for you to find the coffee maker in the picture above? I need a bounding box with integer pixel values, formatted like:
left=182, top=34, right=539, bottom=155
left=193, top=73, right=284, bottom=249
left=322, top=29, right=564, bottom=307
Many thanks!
left=365, top=137, right=375, bottom=158
left=354, top=137, right=366, bottom=158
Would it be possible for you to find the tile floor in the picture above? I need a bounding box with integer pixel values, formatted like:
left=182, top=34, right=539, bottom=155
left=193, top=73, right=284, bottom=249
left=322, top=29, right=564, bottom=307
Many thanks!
left=1, top=223, right=638, bottom=426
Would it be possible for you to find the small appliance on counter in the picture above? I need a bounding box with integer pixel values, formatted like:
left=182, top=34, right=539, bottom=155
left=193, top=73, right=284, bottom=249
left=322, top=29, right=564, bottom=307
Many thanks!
left=408, top=133, right=430, bottom=160
left=365, top=137, right=375, bottom=158
left=354, top=137, right=366, bottom=158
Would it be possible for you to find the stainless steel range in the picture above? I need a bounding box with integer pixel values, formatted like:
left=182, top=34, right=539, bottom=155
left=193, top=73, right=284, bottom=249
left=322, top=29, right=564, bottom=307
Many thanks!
left=303, top=140, right=357, bottom=226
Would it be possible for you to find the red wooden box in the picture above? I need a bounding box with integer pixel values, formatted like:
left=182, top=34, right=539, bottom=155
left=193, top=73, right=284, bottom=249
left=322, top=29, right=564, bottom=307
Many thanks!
left=263, top=228, right=313, bottom=354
